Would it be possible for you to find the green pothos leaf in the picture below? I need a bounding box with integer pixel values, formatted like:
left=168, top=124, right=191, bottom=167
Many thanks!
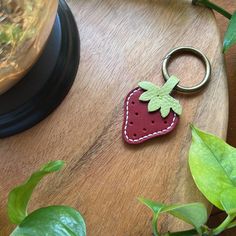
left=8, top=160, right=65, bottom=225
left=139, top=197, right=164, bottom=214
left=167, top=229, right=200, bottom=236
left=11, top=206, right=86, bottom=236
left=161, top=203, right=207, bottom=234
left=223, top=12, right=236, bottom=53
left=139, top=198, right=164, bottom=236
left=139, top=198, right=207, bottom=235
left=189, top=125, right=236, bottom=210
left=139, top=76, right=181, bottom=117
left=220, top=188, right=236, bottom=216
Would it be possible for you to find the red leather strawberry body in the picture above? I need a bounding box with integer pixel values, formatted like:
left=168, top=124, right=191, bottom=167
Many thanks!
left=123, top=88, right=179, bottom=144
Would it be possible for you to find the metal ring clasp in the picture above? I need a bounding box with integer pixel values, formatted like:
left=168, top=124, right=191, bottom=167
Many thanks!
left=162, top=46, right=211, bottom=93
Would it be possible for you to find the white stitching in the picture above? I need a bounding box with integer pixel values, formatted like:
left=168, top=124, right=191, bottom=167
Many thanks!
left=124, top=88, right=177, bottom=143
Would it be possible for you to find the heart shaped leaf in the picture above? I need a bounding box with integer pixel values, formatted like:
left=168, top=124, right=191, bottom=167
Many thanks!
left=139, top=198, right=164, bottom=236
left=139, top=197, right=164, bottom=214
left=220, top=188, right=236, bottom=216
left=223, top=12, right=236, bottom=53
left=161, top=203, right=207, bottom=234
left=139, top=198, right=207, bottom=235
left=8, top=160, right=65, bottom=224
left=11, top=206, right=86, bottom=236
left=189, top=125, right=236, bottom=210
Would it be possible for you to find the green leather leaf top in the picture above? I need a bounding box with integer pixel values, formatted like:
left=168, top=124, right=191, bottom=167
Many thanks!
left=8, top=160, right=65, bottom=225
left=138, top=81, right=160, bottom=92
left=189, top=125, right=236, bottom=210
left=11, top=206, right=86, bottom=236
left=138, top=76, right=182, bottom=118
left=223, top=11, right=236, bottom=53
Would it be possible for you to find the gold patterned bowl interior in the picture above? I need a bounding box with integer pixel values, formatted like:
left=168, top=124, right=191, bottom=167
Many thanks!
left=0, top=0, right=58, bottom=95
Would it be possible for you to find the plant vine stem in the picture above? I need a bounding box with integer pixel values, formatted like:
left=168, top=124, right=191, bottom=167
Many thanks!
left=226, top=220, right=236, bottom=230
left=152, top=214, right=159, bottom=236
left=212, top=215, right=233, bottom=235
left=161, top=229, right=198, bottom=236
left=192, top=0, right=232, bottom=19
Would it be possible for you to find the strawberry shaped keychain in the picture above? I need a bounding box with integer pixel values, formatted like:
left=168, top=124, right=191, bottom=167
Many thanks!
left=123, top=46, right=211, bottom=144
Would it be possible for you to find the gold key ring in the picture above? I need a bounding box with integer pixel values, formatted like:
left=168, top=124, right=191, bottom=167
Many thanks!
left=162, top=46, right=211, bottom=93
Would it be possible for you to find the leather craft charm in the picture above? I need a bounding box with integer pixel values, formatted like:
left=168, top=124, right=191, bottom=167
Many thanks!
left=122, top=76, right=182, bottom=144
left=122, top=46, right=212, bottom=145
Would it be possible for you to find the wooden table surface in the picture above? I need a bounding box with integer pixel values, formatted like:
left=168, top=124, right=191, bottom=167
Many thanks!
left=0, top=1, right=233, bottom=235
left=209, top=1, right=236, bottom=235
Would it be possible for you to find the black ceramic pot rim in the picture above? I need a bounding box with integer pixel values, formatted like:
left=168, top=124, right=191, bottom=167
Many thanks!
left=0, top=0, right=80, bottom=138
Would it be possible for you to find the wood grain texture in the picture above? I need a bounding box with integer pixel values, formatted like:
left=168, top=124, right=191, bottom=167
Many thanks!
left=0, top=0, right=228, bottom=235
